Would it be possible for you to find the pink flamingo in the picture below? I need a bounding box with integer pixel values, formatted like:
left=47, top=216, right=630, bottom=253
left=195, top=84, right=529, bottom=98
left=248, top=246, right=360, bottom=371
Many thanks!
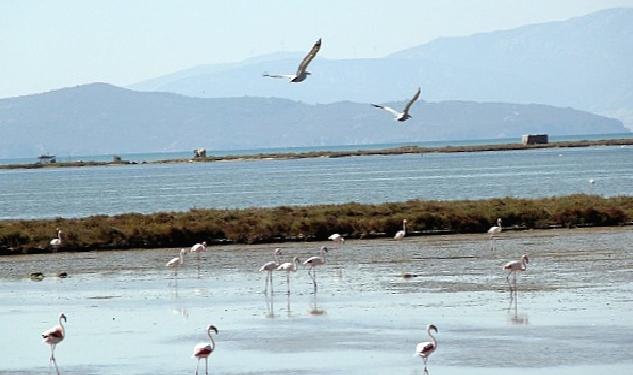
left=394, top=219, right=407, bottom=240
left=328, top=233, right=344, bottom=247
left=190, top=241, right=207, bottom=276
left=192, top=324, right=218, bottom=375
left=259, top=248, right=282, bottom=295
left=503, top=254, right=529, bottom=290
left=487, top=218, right=502, bottom=250
left=42, top=313, right=67, bottom=365
left=277, top=256, right=301, bottom=295
left=303, top=246, right=328, bottom=292
left=416, top=324, right=438, bottom=374
left=166, top=248, right=186, bottom=277
left=49, top=228, right=63, bottom=249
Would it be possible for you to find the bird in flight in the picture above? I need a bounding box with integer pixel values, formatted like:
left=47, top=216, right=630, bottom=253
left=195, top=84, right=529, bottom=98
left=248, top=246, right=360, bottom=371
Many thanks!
left=372, top=87, right=421, bottom=122
left=263, top=38, right=322, bottom=82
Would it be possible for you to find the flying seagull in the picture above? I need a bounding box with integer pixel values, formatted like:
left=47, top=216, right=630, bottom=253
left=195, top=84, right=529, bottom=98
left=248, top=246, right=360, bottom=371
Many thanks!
left=263, top=38, right=322, bottom=82
left=372, top=87, right=421, bottom=122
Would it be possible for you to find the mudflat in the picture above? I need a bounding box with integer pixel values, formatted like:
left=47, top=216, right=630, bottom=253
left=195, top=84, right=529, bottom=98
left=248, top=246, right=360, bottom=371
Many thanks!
left=1, top=227, right=632, bottom=374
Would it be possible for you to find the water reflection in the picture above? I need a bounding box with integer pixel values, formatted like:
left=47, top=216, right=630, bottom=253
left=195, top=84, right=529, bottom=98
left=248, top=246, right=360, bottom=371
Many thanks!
left=506, top=290, right=528, bottom=325
left=308, top=292, right=326, bottom=317
left=264, top=293, right=275, bottom=319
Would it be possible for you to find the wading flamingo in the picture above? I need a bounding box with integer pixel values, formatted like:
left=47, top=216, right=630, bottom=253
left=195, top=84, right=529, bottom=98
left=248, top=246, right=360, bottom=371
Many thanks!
left=503, top=254, right=529, bottom=291
left=394, top=219, right=407, bottom=240
left=166, top=248, right=186, bottom=277
left=259, top=248, right=282, bottom=295
left=192, top=324, right=218, bottom=375
left=42, top=313, right=66, bottom=365
left=487, top=218, right=502, bottom=250
left=416, top=324, right=438, bottom=374
left=277, top=256, right=301, bottom=295
left=372, top=87, right=421, bottom=122
left=304, top=246, right=328, bottom=292
left=328, top=233, right=344, bottom=246
left=263, top=38, right=321, bottom=82
left=49, top=228, right=63, bottom=249
left=190, top=241, right=207, bottom=276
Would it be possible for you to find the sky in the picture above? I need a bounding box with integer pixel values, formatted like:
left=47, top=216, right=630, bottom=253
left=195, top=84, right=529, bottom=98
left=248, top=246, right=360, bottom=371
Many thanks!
left=1, top=0, right=633, bottom=98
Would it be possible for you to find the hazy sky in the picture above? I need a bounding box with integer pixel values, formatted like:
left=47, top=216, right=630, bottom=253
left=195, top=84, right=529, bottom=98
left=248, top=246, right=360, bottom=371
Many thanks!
left=2, top=0, right=632, bottom=98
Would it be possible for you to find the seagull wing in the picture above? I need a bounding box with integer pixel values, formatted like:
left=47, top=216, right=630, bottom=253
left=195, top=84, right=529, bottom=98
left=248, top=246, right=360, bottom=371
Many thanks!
left=372, top=104, right=401, bottom=116
left=402, top=87, right=421, bottom=116
left=263, top=73, right=294, bottom=79
left=296, top=38, right=322, bottom=76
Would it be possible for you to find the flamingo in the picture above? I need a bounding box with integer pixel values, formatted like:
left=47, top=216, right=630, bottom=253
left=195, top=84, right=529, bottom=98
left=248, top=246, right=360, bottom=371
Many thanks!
left=304, top=246, right=328, bottom=292
left=503, top=254, right=529, bottom=291
left=166, top=248, right=186, bottom=277
left=416, top=324, right=438, bottom=374
left=263, top=38, right=321, bottom=82
left=42, top=313, right=66, bottom=365
left=277, top=256, right=301, bottom=295
left=49, top=228, right=63, bottom=249
left=394, top=219, right=407, bottom=240
left=372, top=87, right=421, bottom=122
left=190, top=241, right=207, bottom=276
left=192, top=324, right=218, bottom=375
left=328, top=233, right=344, bottom=246
left=487, top=218, right=502, bottom=250
left=259, top=248, right=282, bottom=295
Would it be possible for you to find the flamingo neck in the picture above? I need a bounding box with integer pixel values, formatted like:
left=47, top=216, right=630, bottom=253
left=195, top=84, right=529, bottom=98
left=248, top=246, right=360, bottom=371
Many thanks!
left=59, top=317, right=65, bottom=335
left=428, top=330, right=437, bottom=348
left=321, top=250, right=327, bottom=263
left=179, top=252, right=184, bottom=264
left=403, top=221, right=406, bottom=234
left=522, top=258, right=528, bottom=270
left=208, top=330, right=216, bottom=351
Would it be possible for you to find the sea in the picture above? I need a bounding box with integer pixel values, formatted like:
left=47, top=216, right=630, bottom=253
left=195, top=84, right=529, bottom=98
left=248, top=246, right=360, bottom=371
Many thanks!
left=1, top=133, right=632, bottom=220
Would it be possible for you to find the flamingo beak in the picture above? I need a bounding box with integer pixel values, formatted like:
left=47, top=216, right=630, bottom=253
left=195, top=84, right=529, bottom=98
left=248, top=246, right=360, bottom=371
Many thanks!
left=209, top=325, right=218, bottom=335
left=61, top=314, right=67, bottom=322
left=429, top=324, right=438, bottom=333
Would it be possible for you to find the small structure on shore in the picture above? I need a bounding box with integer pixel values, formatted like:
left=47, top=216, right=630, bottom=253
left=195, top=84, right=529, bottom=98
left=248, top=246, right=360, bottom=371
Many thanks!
left=38, top=154, right=57, bottom=164
left=112, top=155, right=129, bottom=164
left=193, top=147, right=207, bottom=158
left=522, top=134, right=549, bottom=145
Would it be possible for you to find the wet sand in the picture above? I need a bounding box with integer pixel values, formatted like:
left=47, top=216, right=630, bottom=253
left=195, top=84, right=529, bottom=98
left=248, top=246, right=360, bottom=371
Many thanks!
left=1, top=227, right=632, bottom=374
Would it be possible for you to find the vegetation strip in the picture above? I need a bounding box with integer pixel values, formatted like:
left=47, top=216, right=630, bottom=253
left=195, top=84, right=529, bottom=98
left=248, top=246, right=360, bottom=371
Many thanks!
left=2, top=138, right=632, bottom=170
left=1, top=194, right=632, bottom=255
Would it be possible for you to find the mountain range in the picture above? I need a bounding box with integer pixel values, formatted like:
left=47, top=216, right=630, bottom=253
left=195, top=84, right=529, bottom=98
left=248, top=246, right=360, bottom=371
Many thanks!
left=0, top=83, right=626, bottom=158
left=130, top=8, right=633, bottom=128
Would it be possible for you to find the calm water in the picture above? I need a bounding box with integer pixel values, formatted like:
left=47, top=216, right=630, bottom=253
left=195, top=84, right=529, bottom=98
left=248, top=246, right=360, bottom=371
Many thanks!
left=0, top=229, right=632, bottom=374
left=1, top=146, right=632, bottom=219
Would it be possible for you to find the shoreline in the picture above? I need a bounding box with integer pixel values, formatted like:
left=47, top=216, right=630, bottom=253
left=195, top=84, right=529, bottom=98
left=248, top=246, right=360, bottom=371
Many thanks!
left=1, top=194, right=632, bottom=255
left=2, top=137, right=632, bottom=170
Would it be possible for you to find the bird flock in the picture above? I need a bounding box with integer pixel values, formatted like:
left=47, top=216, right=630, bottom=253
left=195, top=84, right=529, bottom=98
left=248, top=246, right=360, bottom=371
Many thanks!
left=43, top=213, right=529, bottom=374
left=263, top=38, right=423, bottom=122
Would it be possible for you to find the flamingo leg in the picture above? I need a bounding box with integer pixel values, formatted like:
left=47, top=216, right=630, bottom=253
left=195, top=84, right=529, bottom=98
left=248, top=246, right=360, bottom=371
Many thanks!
left=205, top=357, right=208, bottom=375
left=195, top=358, right=200, bottom=375
left=52, top=358, right=60, bottom=375
left=286, top=272, right=290, bottom=295
left=271, top=271, right=274, bottom=295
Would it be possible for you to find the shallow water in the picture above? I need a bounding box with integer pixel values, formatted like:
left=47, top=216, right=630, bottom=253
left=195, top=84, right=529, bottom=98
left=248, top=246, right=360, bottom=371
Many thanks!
left=1, top=228, right=632, bottom=374
left=1, top=145, right=632, bottom=219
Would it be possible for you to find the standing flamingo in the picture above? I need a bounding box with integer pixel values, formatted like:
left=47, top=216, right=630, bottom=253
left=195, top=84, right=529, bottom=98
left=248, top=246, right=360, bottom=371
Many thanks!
left=416, top=324, right=438, bottom=374
left=487, top=218, right=502, bottom=250
left=259, top=248, right=282, bottom=295
left=304, top=246, right=328, bottom=292
left=190, top=241, right=207, bottom=276
left=503, top=254, right=529, bottom=291
left=277, top=256, right=301, bottom=295
left=166, top=248, right=186, bottom=277
left=328, top=233, right=344, bottom=247
left=394, top=219, right=407, bottom=240
left=192, top=324, right=218, bottom=375
left=49, top=228, right=63, bottom=249
left=42, top=313, right=66, bottom=367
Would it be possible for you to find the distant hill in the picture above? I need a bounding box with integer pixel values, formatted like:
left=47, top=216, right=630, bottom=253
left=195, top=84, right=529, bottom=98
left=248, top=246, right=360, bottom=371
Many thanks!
left=0, top=83, right=627, bottom=158
left=130, top=8, right=633, bottom=128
